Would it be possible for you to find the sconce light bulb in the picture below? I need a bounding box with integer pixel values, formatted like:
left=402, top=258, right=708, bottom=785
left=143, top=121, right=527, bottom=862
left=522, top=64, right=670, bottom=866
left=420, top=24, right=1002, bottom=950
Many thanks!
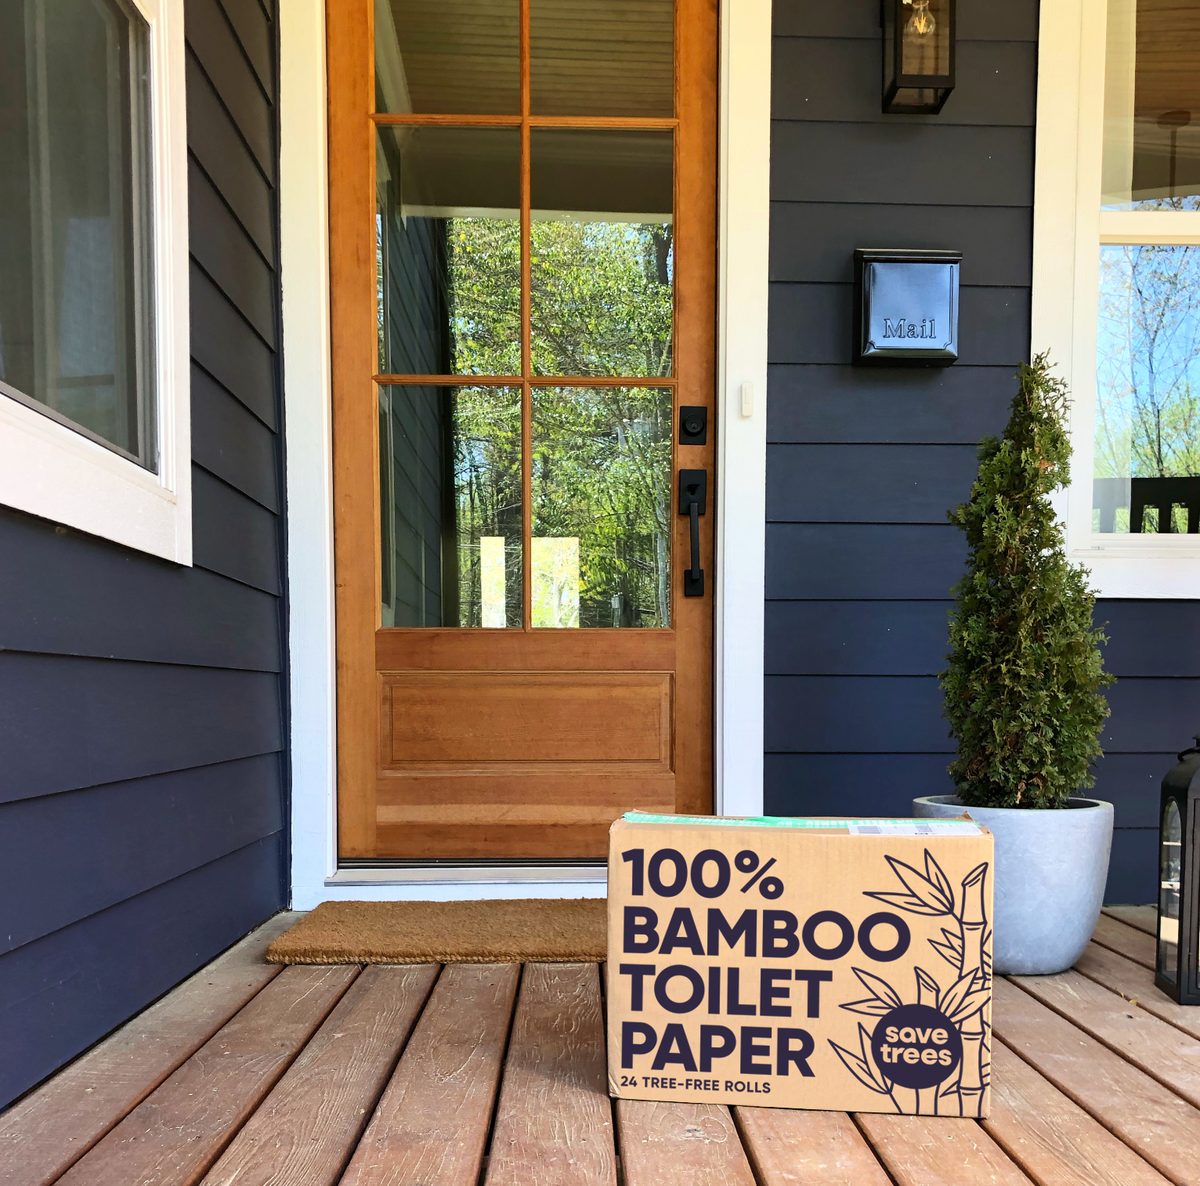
left=906, top=0, right=936, bottom=36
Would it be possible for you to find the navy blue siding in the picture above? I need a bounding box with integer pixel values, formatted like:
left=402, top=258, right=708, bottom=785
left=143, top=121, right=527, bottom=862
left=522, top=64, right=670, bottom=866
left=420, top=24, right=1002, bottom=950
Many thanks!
left=0, top=0, right=286, bottom=1108
left=765, top=0, right=1189, bottom=904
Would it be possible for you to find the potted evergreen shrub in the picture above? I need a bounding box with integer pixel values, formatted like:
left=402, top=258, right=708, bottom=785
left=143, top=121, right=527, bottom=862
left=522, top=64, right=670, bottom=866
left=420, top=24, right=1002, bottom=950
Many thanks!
left=914, top=354, right=1116, bottom=975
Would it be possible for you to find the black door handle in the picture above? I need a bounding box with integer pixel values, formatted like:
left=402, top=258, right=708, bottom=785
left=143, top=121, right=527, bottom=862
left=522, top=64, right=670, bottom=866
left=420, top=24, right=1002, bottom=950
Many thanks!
left=678, top=469, right=707, bottom=597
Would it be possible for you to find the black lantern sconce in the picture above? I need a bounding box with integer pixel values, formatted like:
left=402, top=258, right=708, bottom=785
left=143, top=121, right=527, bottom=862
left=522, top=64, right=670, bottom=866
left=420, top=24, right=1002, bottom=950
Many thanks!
left=882, top=0, right=956, bottom=115
left=1157, top=735, right=1200, bottom=1004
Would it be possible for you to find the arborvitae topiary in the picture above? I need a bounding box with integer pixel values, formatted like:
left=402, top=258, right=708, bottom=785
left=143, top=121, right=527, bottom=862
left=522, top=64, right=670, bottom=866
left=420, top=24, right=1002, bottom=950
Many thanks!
left=940, top=353, right=1113, bottom=809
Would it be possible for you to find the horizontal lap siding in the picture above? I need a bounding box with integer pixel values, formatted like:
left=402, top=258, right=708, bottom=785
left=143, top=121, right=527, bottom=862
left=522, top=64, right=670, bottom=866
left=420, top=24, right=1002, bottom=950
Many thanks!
left=0, top=0, right=286, bottom=1108
left=765, top=0, right=1189, bottom=904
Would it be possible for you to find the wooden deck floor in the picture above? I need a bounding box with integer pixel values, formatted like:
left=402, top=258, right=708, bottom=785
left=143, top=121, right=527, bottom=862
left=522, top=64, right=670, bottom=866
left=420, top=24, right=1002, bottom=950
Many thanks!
left=3, top=905, right=1198, bottom=1186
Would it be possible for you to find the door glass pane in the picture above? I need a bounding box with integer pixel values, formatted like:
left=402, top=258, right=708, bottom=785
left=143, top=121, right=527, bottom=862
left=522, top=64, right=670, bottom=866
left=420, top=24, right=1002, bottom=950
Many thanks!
left=530, top=0, right=673, bottom=117
left=0, top=0, right=155, bottom=466
left=1094, top=245, right=1200, bottom=533
left=375, top=0, right=519, bottom=114
left=1102, top=0, right=1200, bottom=209
left=532, top=386, right=672, bottom=627
left=531, top=130, right=673, bottom=377
left=377, top=127, right=521, bottom=376
left=380, top=385, right=522, bottom=626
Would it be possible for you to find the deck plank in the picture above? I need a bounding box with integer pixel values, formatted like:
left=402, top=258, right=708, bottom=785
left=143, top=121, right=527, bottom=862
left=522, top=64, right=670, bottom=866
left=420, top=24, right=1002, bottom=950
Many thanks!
left=485, top=963, right=616, bottom=1186
left=617, top=1100, right=757, bottom=1186
left=200, top=964, right=438, bottom=1186
left=1090, top=915, right=1156, bottom=969
left=1074, top=942, right=1200, bottom=1042
left=983, top=1039, right=1172, bottom=1186
left=1008, top=971, right=1200, bottom=1109
left=53, top=965, right=358, bottom=1186
left=1102, top=906, right=1157, bottom=937
left=993, top=977, right=1200, bottom=1185
left=338, top=963, right=520, bottom=1186
left=0, top=912, right=297, bottom=1186
left=855, top=1113, right=1030, bottom=1186
left=735, top=1107, right=892, bottom=1185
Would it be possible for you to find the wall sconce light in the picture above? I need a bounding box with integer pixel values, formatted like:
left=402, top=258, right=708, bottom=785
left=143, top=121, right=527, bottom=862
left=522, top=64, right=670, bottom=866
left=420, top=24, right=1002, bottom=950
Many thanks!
left=1157, top=735, right=1199, bottom=1004
left=882, top=0, right=956, bottom=114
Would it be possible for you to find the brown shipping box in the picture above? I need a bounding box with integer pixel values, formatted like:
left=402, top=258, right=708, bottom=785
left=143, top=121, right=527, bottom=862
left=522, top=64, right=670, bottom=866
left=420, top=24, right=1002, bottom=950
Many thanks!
left=607, top=813, right=994, bottom=1117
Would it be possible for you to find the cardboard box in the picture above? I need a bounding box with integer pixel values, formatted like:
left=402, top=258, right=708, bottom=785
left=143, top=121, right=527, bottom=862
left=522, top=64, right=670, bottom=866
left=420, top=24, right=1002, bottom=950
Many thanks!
left=607, top=813, right=994, bottom=1117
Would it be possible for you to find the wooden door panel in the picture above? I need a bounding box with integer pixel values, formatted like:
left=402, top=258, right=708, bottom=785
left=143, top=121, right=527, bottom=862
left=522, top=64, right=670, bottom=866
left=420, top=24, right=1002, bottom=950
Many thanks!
left=381, top=672, right=673, bottom=765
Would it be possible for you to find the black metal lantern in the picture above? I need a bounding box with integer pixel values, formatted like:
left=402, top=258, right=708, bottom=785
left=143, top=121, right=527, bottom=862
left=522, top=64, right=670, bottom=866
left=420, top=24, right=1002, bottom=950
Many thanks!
left=882, top=0, right=956, bottom=115
left=1157, top=736, right=1200, bottom=1004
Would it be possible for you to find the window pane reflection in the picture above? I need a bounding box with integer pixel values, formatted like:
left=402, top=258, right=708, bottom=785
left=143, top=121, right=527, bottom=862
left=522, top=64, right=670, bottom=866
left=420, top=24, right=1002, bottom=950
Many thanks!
left=374, top=0, right=519, bottom=114
left=376, top=127, right=520, bottom=376
left=531, top=130, right=673, bottom=377
left=532, top=386, right=672, bottom=627
left=1102, top=0, right=1200, bottom=209
left=1094, top=245, right=1200, bottom=533
left=380, top=385, right=522, bottom=626
left=0, top=0, right=155, bottom=466
left=530, top=0, right=672, bottom=117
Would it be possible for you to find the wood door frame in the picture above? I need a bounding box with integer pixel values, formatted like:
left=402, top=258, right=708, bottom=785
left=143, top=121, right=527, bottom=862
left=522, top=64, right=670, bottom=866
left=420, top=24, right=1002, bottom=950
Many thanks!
left=278, top=0, right=770, bottom=900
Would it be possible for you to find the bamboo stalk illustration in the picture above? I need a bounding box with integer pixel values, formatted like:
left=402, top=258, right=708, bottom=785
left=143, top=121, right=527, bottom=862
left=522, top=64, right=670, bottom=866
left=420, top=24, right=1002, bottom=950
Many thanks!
left=837, top=850, right=991, bottom=1117
left=954, top=862, right=989, bottom=1117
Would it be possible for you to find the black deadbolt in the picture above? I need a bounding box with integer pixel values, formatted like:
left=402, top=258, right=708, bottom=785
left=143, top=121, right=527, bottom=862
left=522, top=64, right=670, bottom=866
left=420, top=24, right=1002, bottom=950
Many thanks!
left=679, top=405, right=707, bottom=445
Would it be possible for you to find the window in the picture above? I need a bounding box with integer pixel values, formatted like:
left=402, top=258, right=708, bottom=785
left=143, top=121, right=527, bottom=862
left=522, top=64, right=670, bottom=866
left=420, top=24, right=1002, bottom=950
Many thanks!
left=0, top=0, right=190, bottom=562
left=1034, top=0, right=1200, bottom=596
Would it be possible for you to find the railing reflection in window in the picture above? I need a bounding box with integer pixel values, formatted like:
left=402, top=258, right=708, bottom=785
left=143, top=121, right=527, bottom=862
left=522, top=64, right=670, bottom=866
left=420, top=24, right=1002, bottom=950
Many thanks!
left=1094, top=244, right=1200, bottom=533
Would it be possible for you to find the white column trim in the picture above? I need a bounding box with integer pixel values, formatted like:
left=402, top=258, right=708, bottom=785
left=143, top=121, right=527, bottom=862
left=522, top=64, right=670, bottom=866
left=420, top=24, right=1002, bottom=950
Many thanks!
left=281, top=0, right=773, bottom=904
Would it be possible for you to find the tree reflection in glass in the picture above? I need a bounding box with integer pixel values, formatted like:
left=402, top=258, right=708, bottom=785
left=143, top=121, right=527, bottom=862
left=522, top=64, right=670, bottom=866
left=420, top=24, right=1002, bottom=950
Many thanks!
left=533, top=386, right=672, bottom=627
left=1094, top=244, right=1200, bottom=533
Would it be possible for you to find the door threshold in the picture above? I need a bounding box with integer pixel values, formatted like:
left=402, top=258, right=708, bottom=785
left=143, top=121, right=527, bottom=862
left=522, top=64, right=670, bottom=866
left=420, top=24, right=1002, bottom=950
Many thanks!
left=327, top=862, right=608, bottom=887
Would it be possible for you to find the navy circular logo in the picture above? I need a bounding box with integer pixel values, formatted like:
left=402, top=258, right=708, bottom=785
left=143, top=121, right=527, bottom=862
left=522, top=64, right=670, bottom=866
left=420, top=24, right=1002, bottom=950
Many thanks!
left=870, top=1003, right=962, bottom=1090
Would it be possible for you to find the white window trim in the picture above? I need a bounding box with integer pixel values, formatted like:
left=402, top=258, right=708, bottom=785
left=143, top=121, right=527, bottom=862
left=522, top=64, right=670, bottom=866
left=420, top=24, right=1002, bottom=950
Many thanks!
left=281, top=0, right=771, bottom=906
left=1033, top=0, right=1200, bottom=597
left=0, top=0, right=191, bottom=565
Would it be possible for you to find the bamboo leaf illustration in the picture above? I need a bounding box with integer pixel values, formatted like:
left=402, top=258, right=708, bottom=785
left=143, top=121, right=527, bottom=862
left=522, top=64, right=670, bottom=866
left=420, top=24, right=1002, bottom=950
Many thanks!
left=851, top=967, right=904, bottom=1009
left=924, top=850, right=957, bottom=914
left=863, top=853, right=956, bottom=918
left=914, top=966, right=941, bottom=1007
left=858, top=1022, right=891, bottom=1092
left=946, top=989, right=990, bottom=1022
left=928, top=935, right=960, bottom=968
left=841, top=998, right=895, bottom=1017
left=828, top=1036, right=891, bottom=1095
left=939, top=969, right=981, bottom=1018
left=863, top=890, right=948, bottom=917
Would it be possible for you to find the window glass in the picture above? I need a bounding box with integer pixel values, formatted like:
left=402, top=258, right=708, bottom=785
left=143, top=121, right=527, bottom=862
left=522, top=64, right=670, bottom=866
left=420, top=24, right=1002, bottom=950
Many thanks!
left=1102, top=0, right=1200, bottom=210
left=0, top=0, right=155, bottom=467
left=532, top=386, right=672, bottom=627
left=374, top=0, right=519, bottom=115
left=530, top=130, right=674, bottom=377
left=376, top=127, right=521, bottom=376
left=380, top=386, right=523, bottom=627
left=1094, top=244, right=1200, bottom=533
left=530, top=0, right=673, bottom=117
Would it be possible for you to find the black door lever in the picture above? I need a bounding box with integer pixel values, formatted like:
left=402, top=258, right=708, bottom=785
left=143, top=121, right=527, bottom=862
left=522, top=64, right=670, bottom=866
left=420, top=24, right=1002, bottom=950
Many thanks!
left=678, top=469, right=707, bottom=597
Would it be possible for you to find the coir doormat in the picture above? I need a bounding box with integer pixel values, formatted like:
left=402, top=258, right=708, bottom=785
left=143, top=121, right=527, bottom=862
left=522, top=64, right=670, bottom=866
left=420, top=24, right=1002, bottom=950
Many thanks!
left=265, top=898, right=607, bottom=964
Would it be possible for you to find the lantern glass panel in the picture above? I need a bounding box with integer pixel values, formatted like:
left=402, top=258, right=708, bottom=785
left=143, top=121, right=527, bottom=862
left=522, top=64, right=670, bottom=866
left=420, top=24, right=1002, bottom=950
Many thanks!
left=1159, top=798, right=1182, bottom=984
left=900, top=0, right=951, bottom=81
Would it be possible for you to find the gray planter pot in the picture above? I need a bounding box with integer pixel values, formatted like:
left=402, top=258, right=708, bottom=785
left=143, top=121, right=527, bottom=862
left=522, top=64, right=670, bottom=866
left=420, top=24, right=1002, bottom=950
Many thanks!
left=912, top=795, right=1114, bottom=976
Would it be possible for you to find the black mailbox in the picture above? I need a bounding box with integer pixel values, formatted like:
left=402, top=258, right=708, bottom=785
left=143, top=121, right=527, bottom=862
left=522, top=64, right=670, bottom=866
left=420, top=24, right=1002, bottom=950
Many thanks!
left=853, top=248, right=961, bottom=366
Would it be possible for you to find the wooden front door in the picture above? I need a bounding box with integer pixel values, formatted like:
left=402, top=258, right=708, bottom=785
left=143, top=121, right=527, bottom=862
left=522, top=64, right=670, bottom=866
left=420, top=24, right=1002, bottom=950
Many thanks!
left=328, top=0, right=717, bottom=861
